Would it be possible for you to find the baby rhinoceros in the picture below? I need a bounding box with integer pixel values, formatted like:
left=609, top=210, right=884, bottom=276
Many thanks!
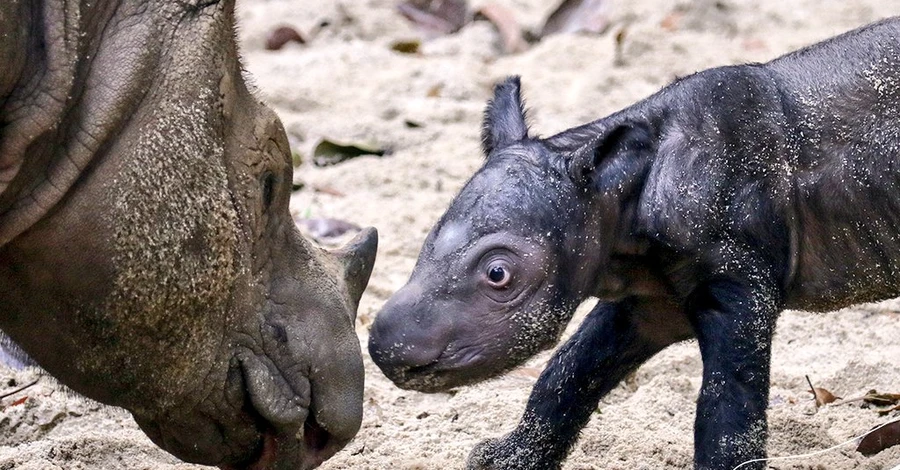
left=368, top=17, right=900, bottom=470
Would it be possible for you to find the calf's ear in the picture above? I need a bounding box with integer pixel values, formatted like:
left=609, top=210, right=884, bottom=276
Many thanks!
left=482, top=76, right=529, bottom=155
left=565, top=120, right=655, bottom=196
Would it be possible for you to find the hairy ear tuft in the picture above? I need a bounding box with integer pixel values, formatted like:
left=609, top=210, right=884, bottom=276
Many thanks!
left=482, top=76, right=529, bottom=155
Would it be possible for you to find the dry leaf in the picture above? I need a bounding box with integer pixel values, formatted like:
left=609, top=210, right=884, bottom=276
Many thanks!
left=880, top=403, right=900, bottom=416
left=863, top=390, right=900, bottom=407
left=856, top=419, right=900, bottom=456
left=540, top=0, right=609, bottom=37
left=312, top=138, right=386, bottom=167
left=265, top=26, right=305, bottom=51
left=812, top=387, right=839, bottom=407
left=475, top=4, right=527, bottom=54
left=807, top=375, right=840, bottom=408
left=397, top=0, right=469, bottom=37
left=391, top=39, right=422, bottom=54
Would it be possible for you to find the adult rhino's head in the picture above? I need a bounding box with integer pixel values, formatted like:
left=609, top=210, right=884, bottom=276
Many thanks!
left=0, top=1, right=375, bottom=468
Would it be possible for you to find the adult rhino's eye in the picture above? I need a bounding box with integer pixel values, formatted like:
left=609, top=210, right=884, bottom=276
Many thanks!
left=261, top=172, right=276, bottom=210
left=486, top=263, right=512, bottom=289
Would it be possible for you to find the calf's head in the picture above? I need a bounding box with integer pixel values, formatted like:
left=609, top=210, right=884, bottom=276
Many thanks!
left=0, top=1, right=375, bottom=468
left=369, top=77, right=654, bottom=392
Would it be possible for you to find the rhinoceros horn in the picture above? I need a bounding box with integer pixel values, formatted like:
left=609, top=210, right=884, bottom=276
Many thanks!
left=333, top=227, right=378, bottom=311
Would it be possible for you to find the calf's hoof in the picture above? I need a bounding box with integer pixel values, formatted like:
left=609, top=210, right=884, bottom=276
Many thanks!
left=466, top=436, right=560, bottom=470
left=466, top=438, right=504, bottom=470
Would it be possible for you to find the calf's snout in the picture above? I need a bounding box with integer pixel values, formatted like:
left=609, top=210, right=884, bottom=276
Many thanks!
left=368, top=284, right=453, bottom=384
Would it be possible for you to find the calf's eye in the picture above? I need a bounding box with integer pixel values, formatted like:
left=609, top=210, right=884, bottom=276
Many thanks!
left=486, top=263, right=512, bottom=288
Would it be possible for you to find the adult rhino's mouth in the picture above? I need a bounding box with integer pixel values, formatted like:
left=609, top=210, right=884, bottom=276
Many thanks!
left=134, top=349, right=357, bottom=470
left=221, top=411, right=342, bottom=470
left=223, top=352, right=350, bottom=470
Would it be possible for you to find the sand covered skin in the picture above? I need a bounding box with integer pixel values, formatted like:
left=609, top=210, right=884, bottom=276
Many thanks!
left=2, top=0, right=900, bottom=469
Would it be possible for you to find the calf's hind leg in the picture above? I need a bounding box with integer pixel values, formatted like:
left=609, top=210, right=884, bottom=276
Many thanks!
left=467, top=296, right=692, bottom=470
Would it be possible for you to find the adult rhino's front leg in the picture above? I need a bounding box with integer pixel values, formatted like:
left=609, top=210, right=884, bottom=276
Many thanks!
left=467, top=297, right=693, bottom=470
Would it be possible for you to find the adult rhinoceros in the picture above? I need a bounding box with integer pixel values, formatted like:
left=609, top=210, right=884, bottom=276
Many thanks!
left=0, top=1, right=377, bottom=469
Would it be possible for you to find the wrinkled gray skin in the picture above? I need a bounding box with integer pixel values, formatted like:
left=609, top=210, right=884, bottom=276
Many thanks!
left=0, top=1, right=376, bottom=469
left=370, top=17, right=900, bottom=470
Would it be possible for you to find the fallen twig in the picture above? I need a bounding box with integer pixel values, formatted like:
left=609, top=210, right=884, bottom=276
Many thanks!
left=732, top=416, right=900, bottom=469
left=0, top=378, right=39, bottom=401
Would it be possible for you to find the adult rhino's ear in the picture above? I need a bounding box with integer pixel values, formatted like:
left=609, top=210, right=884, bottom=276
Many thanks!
left=563, top=120, right=655, bottom=196
left=482, top=76, right=529, bottom=156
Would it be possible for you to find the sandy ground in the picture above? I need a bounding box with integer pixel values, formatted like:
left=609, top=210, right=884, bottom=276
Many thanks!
left=2, top=0, right=900, bottom=469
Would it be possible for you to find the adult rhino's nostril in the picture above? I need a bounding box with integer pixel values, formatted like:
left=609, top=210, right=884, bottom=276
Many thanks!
left=304, top=415, right=330, bottom=452
left=299, top=413, right=353, bottom=469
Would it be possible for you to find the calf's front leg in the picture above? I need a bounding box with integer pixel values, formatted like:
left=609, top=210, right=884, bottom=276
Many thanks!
left=690, top=277, right=779, bottom=470
left=467, top=296, right=692, bottom=470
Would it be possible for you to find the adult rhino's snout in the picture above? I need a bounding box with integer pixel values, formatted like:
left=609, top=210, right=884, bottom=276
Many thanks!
left=214, top=227, right=376, bottom=470
left=331, top=227, right=378, bottom=314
